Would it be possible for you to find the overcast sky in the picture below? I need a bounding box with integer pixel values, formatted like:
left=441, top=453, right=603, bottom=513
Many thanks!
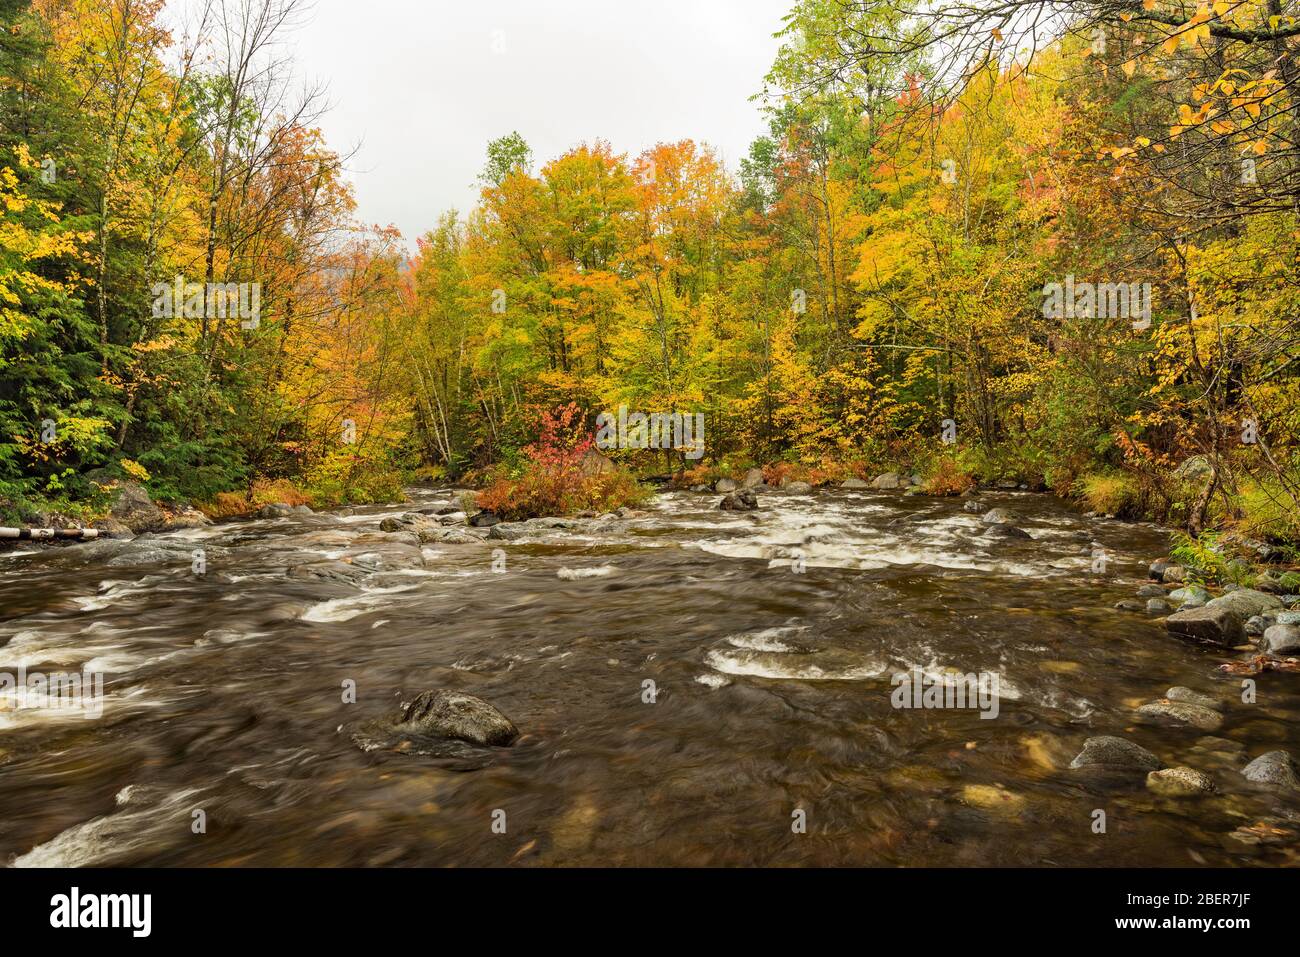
left=280, top=0, right=793, bottom=247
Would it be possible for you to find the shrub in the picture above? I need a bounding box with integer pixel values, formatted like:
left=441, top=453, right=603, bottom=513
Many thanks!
left=1077, top=471, right=1141, bottom=517
left=923, top=455, right=974, bottom=496
left=474, top=403, right=649, bottom=519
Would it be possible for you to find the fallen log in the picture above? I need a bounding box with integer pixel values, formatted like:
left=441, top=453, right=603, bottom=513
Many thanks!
left=0, top=526, right=100, bottom=541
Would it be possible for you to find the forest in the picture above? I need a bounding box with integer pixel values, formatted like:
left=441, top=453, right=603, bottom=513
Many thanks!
left=3, top=0, right=1299, bottom=553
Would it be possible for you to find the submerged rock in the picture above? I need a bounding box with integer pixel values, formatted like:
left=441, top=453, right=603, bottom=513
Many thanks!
left=1241, top=750, right=1300, bottom=791
left=1146, top=767, right=1217, bottom=797
left=1146, top=598, right=1172, bottom=615
left=395, top=690, right=519, bottom=747
left=719, top=489, right=759, bottom=511
left=1165, top=605, right=1243, bottom=646
left=1069, top=735, right=1162, bottom=773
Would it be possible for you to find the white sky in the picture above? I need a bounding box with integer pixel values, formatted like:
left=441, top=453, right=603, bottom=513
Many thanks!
left=282, top=0, right=794, bottom=247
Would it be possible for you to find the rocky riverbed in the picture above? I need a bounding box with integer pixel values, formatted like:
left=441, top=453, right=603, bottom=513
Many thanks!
left=1, top=483, right=1298, bottom=865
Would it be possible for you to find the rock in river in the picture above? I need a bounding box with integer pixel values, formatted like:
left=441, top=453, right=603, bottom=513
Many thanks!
left=980, top=507, right=1016, bottom=524
left=1164, top=605, right=1243, bottom=646
left=1240, top=750, right=1300, bottom=791
left=1206, top=588, right=1284, bottom=620
left=982, top=523, right=1032, bottom=540
left=719, top=489, right=759, bottom=511
left=1260, top=623, right=1300, bottom=655
left=395, top=690, right=519, bottom=747
left=1136, top=699, right=1223, bottom=732
left=1165, top=686, right=1223, bottom=711
left=1146, top=767, right=1217, bottom=797
left=1069, top=735, right=1163, bottom=773
left=715, top=478, right=737, bottom=493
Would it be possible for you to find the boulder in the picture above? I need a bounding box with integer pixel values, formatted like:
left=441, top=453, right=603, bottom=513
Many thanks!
left=1206, top=588, right=1283, bottom=619
left=395, top=690, right=518, bottom=747
left=468, top=511, right=501, bottom=528
left=783, top=480, right=813, bottom=494
left=108, top=481, right=165, bottom=532
left=1114, top=599, right=1145, bottom=612
left=1147, top=767, right=1217, bottom=797
left=962, top=500, right=984, bottom=514
left=258, top=503, right=296, bottom=519
left=1136, top=584, right=1166, bottom=598
left=983, top=523, right=1032, bottom=540
left=1149, top=559, right=1171, bottom=581
left=980, top=507, right=1016, bottom=524
left=1069, top=735, right=1162, bottom=773
left=1146, top=598, right=1172, bottom=615
left=418, top=528, right=484, bottom=545
left=870, top=472, right=902, bottom=490
left=719, top=489, right=759, bottom=511
left=1165, top=687, right=1223, bottom=712
left=579, top=448, right=617, bottom=477
left=1161, top=564, right=1187, bottom=583
left=1260, top=623, right=1300, bottom=655
left=1241, top=750, right=1300, bottom=791
left=1136, top=700, right=1223, bottom=732
left=741, top=468, right=765, bottom=489
left=840, top=478, right=868, bottom=489
left=488, top=522, right=531, bottom=541
left=715, top=478, right=737, bottom=493
left=90, top=516, right=135, bottom=539
left=286, top=560, right=367, bottom=585
left=1165, top=605, right=1243, bottom=646
left=1168, top=584, right=1210, bottom=605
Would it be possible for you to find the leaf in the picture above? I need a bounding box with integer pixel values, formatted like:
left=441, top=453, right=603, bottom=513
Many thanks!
left=1122, top=59, right=1138, bottom=77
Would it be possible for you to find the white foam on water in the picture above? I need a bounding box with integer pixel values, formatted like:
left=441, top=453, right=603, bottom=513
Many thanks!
left=724, top=626, right=807, bottom=652
left=556, top=565, right=616, bottom=580
left=11, top=785, right=205, bottom=867
left=695, top=673, right=731, bottom=689
left=299, top=584, right=421, bottom=623
left=704, top=647, right=885, bottom=681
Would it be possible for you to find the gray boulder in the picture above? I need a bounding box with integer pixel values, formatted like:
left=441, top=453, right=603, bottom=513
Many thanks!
left=1165, top=605, right=1244, bottom=646
left=981, top=507, right=1016, bottom=524
left=715, top=478, right=737, bottom=493
left=468, top=511, right=501, bottom=528
left=1207, top=588, right=1283, bottom=619
left=841, top=478, right=869, bottom=489
left=741, top=468, right=765, bottom=489
left=1146, top=598, right=1173, bottom=615
left=783, top=480, right=813, bottom=494
left=1165, top=687, right=1223, bottom=712
left=871, top=472, right=903, bottom=490
left=395, top=690, right=518, bottom=747
left=1069, top=735, right=1163, bottom=773
left=719, top=489, right=759, bottom=511
left=983, top=523, right=1032, bottom=540
left=1241, top=751, right=1300, bottom=791
left=488, top=522, right=531, bottom=541
left=1136, top=700, right=1223, bottom=732
left=108, top=481, right=166, bottom=532
left=1261, top=623, right=1300, bottom=655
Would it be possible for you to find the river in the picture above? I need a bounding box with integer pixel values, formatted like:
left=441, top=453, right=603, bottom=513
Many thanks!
left=1, top=486, right=1297, bottom=866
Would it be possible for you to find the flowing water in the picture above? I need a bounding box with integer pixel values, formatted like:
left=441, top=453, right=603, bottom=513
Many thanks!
left=1, top=487, right=1298, bottom=866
